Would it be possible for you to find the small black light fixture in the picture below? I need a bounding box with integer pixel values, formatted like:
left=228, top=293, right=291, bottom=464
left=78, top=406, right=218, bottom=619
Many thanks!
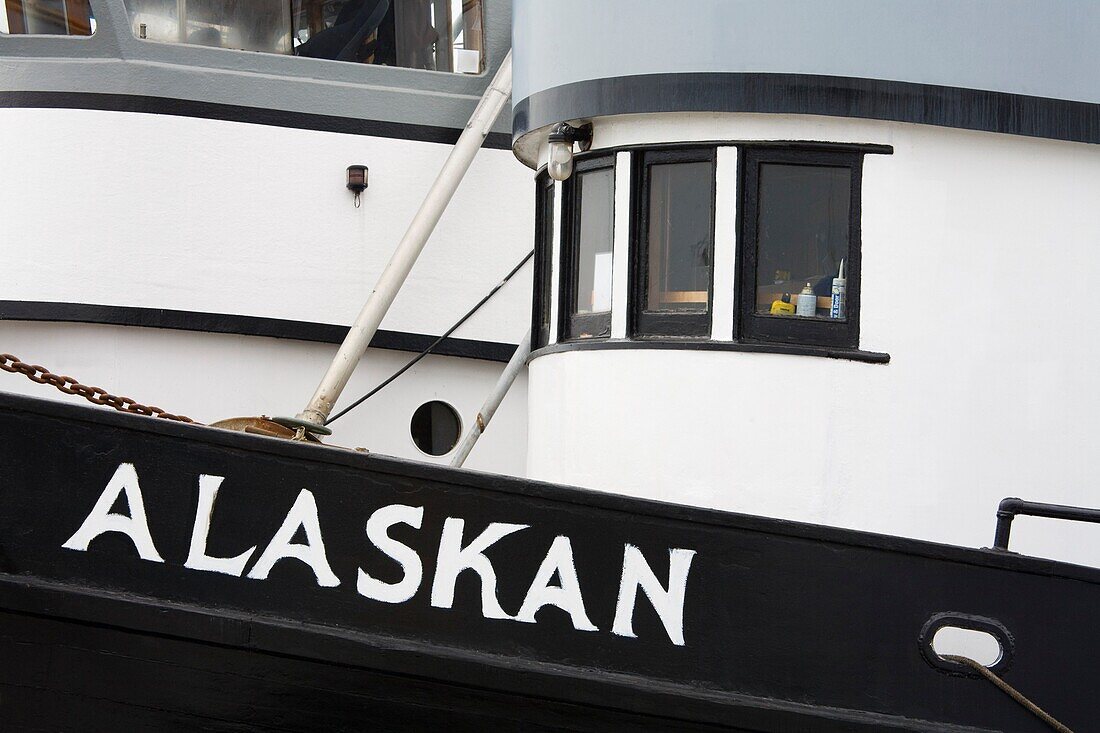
left=346, top=164, right=368, bottom=207
left=546, top=122, right=593, bottom=182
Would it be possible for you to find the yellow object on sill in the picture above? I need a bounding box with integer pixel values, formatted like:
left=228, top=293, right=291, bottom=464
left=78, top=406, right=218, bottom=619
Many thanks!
left=770, top=300, right=796, bottom=315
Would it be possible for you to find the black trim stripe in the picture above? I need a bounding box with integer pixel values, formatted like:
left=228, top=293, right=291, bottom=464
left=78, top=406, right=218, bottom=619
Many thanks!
left=513, top=72, right=1100, bottom=146
left=0, top=301, right=518, bottom=362
left=0, top=91, right=513, bottom=149
left=531, top=338, right=889, bottom=365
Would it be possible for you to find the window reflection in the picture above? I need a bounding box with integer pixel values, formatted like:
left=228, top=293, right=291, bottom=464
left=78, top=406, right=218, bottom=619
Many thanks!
left=645, top=161, right=711, bottom=313
left=573, top=167, right=614, bottom=316
left=755, top=164, right=850, bottom=319
left=126, top=0, right=292, bottom=52
left=3, top=0, right=94, bottom=35
left=120, top=0, right=484, bottom=73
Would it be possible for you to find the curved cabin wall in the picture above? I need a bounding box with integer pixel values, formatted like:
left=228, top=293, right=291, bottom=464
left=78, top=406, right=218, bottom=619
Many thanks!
left=516, top=1, right=1100, bottom=568
left=512, top=0, right=1100, bottom=159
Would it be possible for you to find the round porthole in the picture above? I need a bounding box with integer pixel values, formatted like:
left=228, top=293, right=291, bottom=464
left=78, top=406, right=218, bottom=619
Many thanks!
left=410, top=400, right=462, bottom=456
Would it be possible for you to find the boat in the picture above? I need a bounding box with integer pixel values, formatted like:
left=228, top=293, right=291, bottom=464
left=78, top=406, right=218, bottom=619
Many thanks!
left=2, top=0, right=1099, bottom=730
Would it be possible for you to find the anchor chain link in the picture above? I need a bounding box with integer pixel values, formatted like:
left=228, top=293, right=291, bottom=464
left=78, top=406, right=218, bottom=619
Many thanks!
left=0, top=353, right=198, bottom=424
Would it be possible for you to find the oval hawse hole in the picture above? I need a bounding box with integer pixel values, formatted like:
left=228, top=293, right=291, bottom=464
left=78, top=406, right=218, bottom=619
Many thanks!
left=931, top=626, right=1003, bottom=667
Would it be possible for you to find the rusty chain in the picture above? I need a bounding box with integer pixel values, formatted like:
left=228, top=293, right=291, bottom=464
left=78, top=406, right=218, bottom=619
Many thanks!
left=0, top=353, right=198, bottom=424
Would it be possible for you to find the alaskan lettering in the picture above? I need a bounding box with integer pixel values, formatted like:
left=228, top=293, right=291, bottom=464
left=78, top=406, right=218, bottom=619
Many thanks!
left=184, top=474, right=256, bottom=576
left=612, top=545, right=696, bottom=646
left=430, top=517, right=528, bottom=619
left=247, top=489, right=340, bottom=587
left=63, top=462, right=697, bottom=645
left=357, top=504, right=424, bottom=603
left=516, top=535, right=596, bottom=631
left=62, top=462, right=164, bottom=562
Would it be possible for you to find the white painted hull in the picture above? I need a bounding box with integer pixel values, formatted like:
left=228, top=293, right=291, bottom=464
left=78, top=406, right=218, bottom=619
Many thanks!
left=1, top=107, right=533, bottom=474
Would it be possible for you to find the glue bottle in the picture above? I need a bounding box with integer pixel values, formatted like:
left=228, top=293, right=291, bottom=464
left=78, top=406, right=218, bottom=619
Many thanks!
left=830, top=259, right=846, bottom=319
left=796, top=283, right=816, bottom=317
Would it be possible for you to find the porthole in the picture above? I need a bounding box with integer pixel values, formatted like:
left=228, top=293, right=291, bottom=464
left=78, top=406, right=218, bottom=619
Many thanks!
left=410, top=401, right=462, bottom=456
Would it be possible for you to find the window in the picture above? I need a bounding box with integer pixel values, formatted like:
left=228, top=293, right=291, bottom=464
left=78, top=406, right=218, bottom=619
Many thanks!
left=122, top=0, right=485, bottom=73
left=559, top=156, right=615, bottom=341
left=410, top=400, right=461, bottom=456
left=630, top=148, right=715, bottom=338
left=738, top=147, right=862, bottom=348
left=531, top=171, right=554, bottom=350
left=2, top=0, right=94, bottom=34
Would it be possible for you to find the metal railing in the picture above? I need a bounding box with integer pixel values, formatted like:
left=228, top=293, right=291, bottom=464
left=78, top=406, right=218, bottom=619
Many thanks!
left=993, top=498, right=1100, bottom=551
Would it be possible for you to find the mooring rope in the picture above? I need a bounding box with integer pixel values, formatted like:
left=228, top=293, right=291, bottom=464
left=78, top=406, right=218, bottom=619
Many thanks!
left=941, top=655, right=1073, bottom=732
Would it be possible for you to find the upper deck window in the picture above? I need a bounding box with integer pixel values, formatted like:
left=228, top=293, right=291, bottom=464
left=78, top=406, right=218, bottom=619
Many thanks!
left=2, top=0, right=94, bottom=34
left=630, top=148, right=715, bottom=338
left=560, top=155, right=615, bottom=340
left=738, top=147, right=862, bottom=349
left=122, top=0, right=484, bottom=73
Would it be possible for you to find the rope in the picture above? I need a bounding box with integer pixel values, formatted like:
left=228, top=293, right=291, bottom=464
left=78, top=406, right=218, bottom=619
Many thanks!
left=941, top=655, right=1073, bottom=732
left=326, top=249, right=534, bottom=425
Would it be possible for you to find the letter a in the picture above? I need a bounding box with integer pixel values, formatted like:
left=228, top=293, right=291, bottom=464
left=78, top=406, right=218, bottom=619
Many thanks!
left=247, top=489, right=340, bottom=587
left=612, top=545, right=696, bottom=646
left=516, top=536, right=597, bottom=631
left=63, top=462, right=164, bottom=562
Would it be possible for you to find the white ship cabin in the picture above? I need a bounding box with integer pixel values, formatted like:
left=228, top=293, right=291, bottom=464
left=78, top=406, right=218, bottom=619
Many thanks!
left=511, top=1, right=1100, bottom=568
left=4, top=0, right=1100, bottom=570
left=0, top=0, right=533, bottom=472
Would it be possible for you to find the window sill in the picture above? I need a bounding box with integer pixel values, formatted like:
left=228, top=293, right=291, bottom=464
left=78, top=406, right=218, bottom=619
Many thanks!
left=530, top=339, right=890, bottom=364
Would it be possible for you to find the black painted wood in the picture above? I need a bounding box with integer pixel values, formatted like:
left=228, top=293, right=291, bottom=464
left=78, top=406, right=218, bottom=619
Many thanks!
left=0, top=611, right=734, bottom=732
left=512, top=72, right=1100, bottom=147
left=531, top=171, right=555, bottom=350
left=0, top=391, right=1094, bottom=731
left=529, top=338, right=889, bottom=364
left=0, top=300, right=518, bottom=362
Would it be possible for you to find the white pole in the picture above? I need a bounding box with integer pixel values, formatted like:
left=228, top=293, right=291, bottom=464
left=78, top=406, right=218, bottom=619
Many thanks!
left=294, top=52, right=513, bottom=431
left=450, top=329, right=531, bottom=468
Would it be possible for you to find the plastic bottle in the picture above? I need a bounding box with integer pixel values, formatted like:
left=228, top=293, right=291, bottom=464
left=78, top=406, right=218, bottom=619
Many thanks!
left=796, top=283, right=816, bottom=317
left=830, top=259, right=846, bottom=319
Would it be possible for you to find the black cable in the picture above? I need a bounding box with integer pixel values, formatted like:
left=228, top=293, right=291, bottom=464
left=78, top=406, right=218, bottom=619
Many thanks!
left=325, top=249, right=534, bottom=425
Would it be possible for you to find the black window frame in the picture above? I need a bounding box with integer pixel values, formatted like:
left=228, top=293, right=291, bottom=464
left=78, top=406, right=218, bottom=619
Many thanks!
left=736, top=146, right=863, bottom=349
left=531, top=170, right=555, bottom=350
left=559, top=154, right=616, bottom=341
left=629, top=147, right=716, bottom=339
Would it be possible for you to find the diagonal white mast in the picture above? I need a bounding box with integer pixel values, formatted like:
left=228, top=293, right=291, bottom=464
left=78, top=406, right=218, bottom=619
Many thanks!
left=290, top=52, right=513, bottom=434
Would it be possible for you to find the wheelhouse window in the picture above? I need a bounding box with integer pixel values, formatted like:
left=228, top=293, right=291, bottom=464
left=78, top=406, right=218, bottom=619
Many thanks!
left=630, top=148, right=715, bottom=338
left=2, top=0, right=94, bottom=34
left=738, top=148, right=862, bottom=348
left=531, top=171, right=554, bottom=350
left=560, top=156, right=614, bottom=340
left=122, top=0, right=485, bottom=73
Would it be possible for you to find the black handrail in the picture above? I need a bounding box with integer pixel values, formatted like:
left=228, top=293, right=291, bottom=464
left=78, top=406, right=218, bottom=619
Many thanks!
left=993, top=497, right=1100, bottom=550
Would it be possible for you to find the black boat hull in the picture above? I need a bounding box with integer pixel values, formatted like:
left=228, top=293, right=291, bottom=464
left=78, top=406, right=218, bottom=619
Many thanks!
left=0, top=392, right=1094, bottom=731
